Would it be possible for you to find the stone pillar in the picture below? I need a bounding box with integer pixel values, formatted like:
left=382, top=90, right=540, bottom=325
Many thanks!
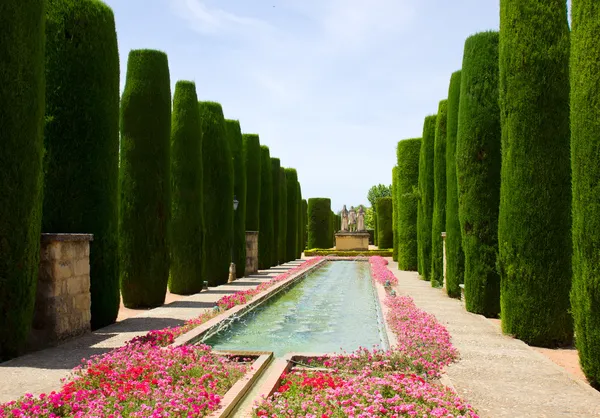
left=30, top=233, right=93, bottom=349
left=441, top=232, right=447, bottom=290
left=245, top=231, right=258, bottom=275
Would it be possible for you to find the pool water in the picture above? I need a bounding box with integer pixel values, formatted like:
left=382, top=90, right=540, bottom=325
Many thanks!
left=204, top=261, right=387, bottom=357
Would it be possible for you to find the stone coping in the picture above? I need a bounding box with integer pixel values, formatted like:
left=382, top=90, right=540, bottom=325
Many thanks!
left=41, top=233, right=94, bottom=242
left=334, top=231, right=370, bottom=236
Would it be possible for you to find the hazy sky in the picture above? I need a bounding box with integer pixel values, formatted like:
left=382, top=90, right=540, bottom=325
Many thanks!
left=104, top=0, right=501, bottom=211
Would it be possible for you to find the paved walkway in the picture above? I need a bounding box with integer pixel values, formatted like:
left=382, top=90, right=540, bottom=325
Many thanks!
left=388, top=262, right=600, bottom=418
left=0, top=260, right=305, bottom=404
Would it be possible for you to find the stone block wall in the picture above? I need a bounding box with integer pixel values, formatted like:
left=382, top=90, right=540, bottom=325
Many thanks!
left=245, top=231, right=258, bottom=275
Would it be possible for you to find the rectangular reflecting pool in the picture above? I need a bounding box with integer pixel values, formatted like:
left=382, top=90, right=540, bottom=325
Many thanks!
left=203, top=261, right=388, bottom=357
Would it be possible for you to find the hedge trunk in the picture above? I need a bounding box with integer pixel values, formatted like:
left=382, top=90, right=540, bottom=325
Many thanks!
left=308, top=198, right=332, bottom=249
left=169, top=81, right=203, bottom=294
left=278, top=168, right=288, bottom=263
left=0, top=0, right=45, bottom=360
left=498, top=0, right=573, bottom=346
left=226, top=120, right=246, bottom=277
left=285, top=168, right=299, bottom=261
left=376, top=197, right=393, bottom=249
left=392, top=166, right=399, bottom=262
left=396, top=139, right=421, bottom=271
left=258, top=145, right=274, bottom=269
left=243, top=134, right=261, bottom=232
left=418, top=116, right=437, bottom=280
left=431, top=100, right=448, bottom=288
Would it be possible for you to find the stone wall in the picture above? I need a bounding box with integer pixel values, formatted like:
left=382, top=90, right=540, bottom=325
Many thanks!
left=30, top=233, right=93, bottom=349
left=245, top=231, right=258, bottom=275
left=335, top=232, right=370, bottom=251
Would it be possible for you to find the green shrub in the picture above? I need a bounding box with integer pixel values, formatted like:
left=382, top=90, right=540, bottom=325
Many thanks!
left=418, top=116, right=437, bottom=280
left=278, top=167, right=288, bottom=264
left=243, top=134, right=261, bottom=231
left=376, top=197, right=393, bottom=249
left=445, top=70, right=465, bottom=299
left=498, top=1, right=572, bottom=346
left=271, top=158, right=281, bottom=266
left=302, top=199, right=308, bottom=252
left=200, top=102, right=234, bottom=286
left=431, top=100, right=448, bottom=288
left=0, top=0, right=45, bottom=360
left=456, top=32, right=502, bottom=317
left=392, top=166, right=399, bottom=262
left=226, top=120, right=246, bottom=277
left=258, top=145, right=274, bottom=269
left=296, top=184, right=303, bottom=258
left=168, top=81, right=203, bottom=295
left=396, top=138, right=421, bottom=271
left=119, top=50, right=171, bottom=308
left=304, top=249, right=393, bottom=257
left=308, top=198, right=332, bottom=249
left=570, top=0, right=600, bottom=387
left=43, top=0, right=119, bottom=329
left=285, top=168, right=299, bottom=261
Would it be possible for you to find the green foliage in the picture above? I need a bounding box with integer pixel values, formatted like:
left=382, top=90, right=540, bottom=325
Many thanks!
left=302, top=199, right=308, bottom=252
left=308, top=198, right=332, bottom=249
left=457, top=32, right=502, bottom=317
left=396, top=139, right=421, bottom=271
left=226, top=120, right=246, bottom=277
left=364, top=207, right=375, bottom=230
left=278, top=167, right=288, bottom=264
left=285, top=168, right=299, bottom=261
left=431, top=100, right=448, bottom=288
left=119, top=50, right=171, bottom=308
left=169, top=81, right=203, bottom=295
left=200, top=101, right=234, bottom=286
left=376, top=197, right=393, bottom=249
left=367, top=184, right=392, bottom=209
left=271, top=158, right=281, bottom=267
left=43, top=0, right=119, bottom=328
left=498, top=1, right=572, bottom=346
left=392, top=167, right=399, bottom=262
left=296, top=184, right=303, bottom=258
left=304, top=250, right=393, bottom=257
left=258, top=145, right=274, bottom=269
left=418, top=116, right=437, bottom=280
left=0, top=0, right=45, bottom=359
left=243, top=134, right=261, bottom=231
left=445, top=70, right=465, bottom=299
left=570, top=0, right=600, bottom=387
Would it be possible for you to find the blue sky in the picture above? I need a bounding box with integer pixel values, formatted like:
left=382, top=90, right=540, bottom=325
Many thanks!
left=104, top=0, right=500, bottom=211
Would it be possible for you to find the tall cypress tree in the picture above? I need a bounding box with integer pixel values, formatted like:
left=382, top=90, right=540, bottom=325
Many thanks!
left=243, top=134, right=261, bottom=232
left=457, top=32, right=502, bottom=317
left=308, top=198, right=332, bottom=249
left=498, top=0, right=572, bottom=346
left=271, top=158, right=281, bottom=267
left=285, top=168, right=299, bottom=261
left=43, top=0, right=119, bottom=329
left=278, top=167, right=288, bottom=263
left=226, top=120, right=246, bottom=277
left=200, top=102, right=234, bottom=286
left=570, top=0, right=600, bottom=387
left=431, top=100, right=448, bottom=288
left=392, top=166, right=399, bottom=262
left=119, top=50, right=171, bottom=308
left=302, top=199, right=308, bottom=252
left=396, top=139, right=421, bottom=271
left=258, top=146, right=274, bottom=269
left=0, top=0, right=45, bottom=360
left=377, top=197, right=394, bottom=249
left=445, top=70, right=465, bottom=299
left=296, top=183, right=303, bottom=258
left=418, top=116, right=437, bottom=280
left=169, top=81, right=203, bottom=295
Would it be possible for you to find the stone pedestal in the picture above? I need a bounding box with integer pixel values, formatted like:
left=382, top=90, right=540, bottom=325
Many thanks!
left=441, top=232, right=447, bottom=290
left=30, top=233, right=93, bottom=349
left=245, top=231, right=258, bottom=275
left=335, top=232, right=370, bottom=251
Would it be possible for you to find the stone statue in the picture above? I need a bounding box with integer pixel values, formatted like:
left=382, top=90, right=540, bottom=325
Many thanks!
left=348, top=206, right=357, bottom=232
left=341, top=205, right=349, bottom=231
left=357, top=205, right=365, bottom=231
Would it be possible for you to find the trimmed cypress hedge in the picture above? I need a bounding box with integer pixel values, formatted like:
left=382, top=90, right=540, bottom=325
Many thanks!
left=376, top=197, right=393, bottom=249
left=456, top=32, right=502, bottom=317
left=431, top=100, right=448, bottom=288
left=271, top=158, right=281, bottom=267
left=571, top=0, right=600, bottom=386
left=396, top=139, right=421, bottom=271
left=278, top=167, right=288, bottom=264
left=329, top=211, right=335, bottom=248
left=308, top=198, right=332, bottom=249
left=285, top=168, right=299, bottom=261
left=168, top=81, right=203, bottom=295
left=0, top=0, right=45, bottom=360
left=226, top=120, right=246, bottom=277
left=498, top=1, right=572, bottom=346
left=418, top=116, right=437, bottom=280
left=296, top=184, right=303, bottom=258
left=258, top=145, right=274, bottom=269
left=392, top=166, right=399, bottom=262
left=43, top=0, right=119, bottom=329
left=243, top=134, right=261, bottom=231
left=200, top=101, right=234, bottom=286
left=119, top=50, right=171, bottom=308
left=303, top=200, right=309, bottom=251
left=445, top=70, right=465, bottom=299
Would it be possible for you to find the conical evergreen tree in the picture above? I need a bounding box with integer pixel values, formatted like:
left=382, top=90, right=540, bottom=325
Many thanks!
left=308, top=198, right=332, bottom=249
left=243, top=134, right=261, bottom=232
left=431, top=100, right=448, bottom=288
left=258, top=146, right=274, bottom=269
left=226, top=120, right=246, bottom=277
left=278, top=168, right=288, bottom=263
left=396, top=139, right=421, bottom=271
left=285, top=168, right=299, bottom=261
left=418, top=116, right=437, bottom=280
left=271, top=158, right=281, bottom=266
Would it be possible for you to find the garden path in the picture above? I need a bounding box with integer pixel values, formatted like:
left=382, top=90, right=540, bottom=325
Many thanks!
left=388, top=261, right=600, bottom=418
left=0, top=260, right=305, bottom=404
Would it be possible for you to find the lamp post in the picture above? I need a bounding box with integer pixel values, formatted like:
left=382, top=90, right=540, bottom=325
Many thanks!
left=228, top=196, right=239, bottom=283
